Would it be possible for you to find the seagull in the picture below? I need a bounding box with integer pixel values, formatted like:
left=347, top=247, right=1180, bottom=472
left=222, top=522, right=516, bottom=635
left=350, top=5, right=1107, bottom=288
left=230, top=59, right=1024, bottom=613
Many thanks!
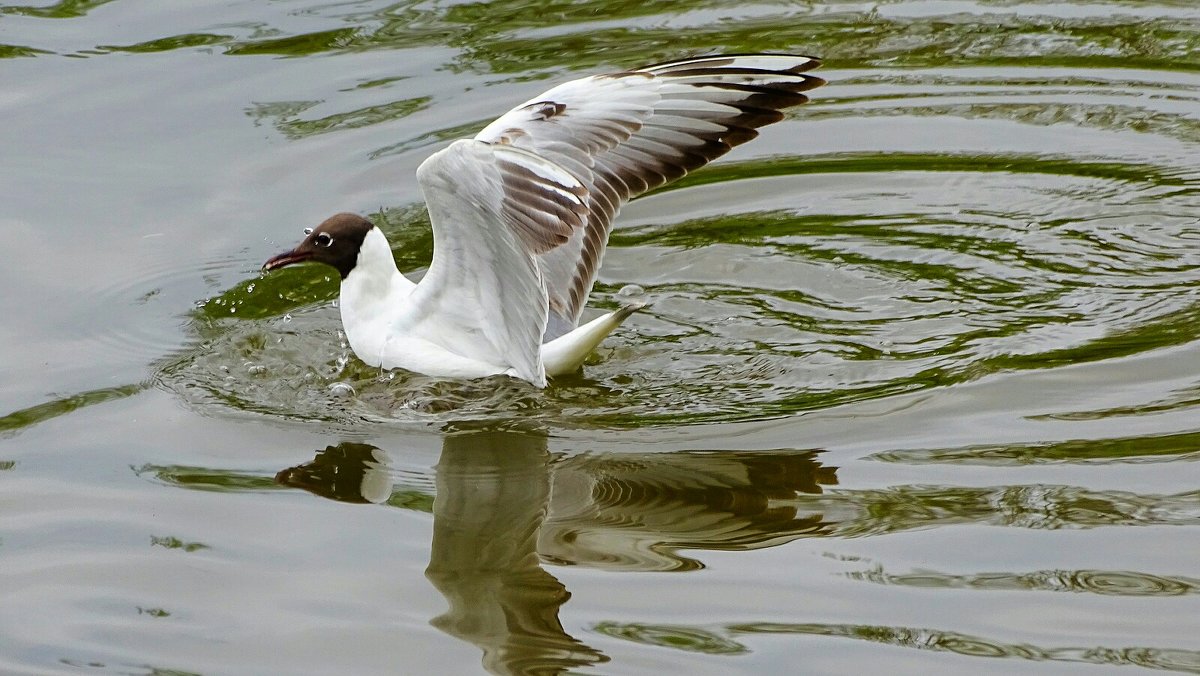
left=263, top=53, right=824, bottom=387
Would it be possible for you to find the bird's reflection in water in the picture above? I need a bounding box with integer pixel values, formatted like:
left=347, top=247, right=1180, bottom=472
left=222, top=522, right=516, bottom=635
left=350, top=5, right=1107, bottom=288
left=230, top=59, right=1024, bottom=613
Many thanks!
left=429, top=430, right=605, bottom=675
left=275, top=428, right=838, bottom=675
left=543, top=449, right=838, bottom=572
left=275, top=442, right=395, bottom=504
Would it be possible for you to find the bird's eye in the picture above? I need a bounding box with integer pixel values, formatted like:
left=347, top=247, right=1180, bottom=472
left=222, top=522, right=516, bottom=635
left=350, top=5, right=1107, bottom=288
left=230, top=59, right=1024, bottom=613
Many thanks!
left=315, top=233, right=334, bottom=247
left=303, top=227, right=313, bottom=235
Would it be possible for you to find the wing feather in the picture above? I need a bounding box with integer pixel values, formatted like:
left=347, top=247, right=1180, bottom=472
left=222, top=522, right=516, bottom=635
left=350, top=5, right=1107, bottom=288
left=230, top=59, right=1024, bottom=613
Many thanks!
left=411, top=140, right=587, bottom=385
left=473, top=53, right=824, bottom=339
left=407, top=54, right=824, bottom=381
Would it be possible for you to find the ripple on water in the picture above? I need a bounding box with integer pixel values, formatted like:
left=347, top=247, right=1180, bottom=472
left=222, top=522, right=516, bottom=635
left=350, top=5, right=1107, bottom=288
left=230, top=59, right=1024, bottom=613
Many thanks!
left=83, top=252, right=248, bottom=366
left=598, top=620, right=1200, bottom=671
left=154, top=142, right=1200, bottom=430
left=847, top=565, right=1200, bottom=597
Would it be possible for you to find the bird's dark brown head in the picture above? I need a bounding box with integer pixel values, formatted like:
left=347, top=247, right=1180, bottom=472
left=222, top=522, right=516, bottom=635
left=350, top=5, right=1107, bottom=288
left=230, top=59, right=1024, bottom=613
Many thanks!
left=262, top=213, right=375, bottom=279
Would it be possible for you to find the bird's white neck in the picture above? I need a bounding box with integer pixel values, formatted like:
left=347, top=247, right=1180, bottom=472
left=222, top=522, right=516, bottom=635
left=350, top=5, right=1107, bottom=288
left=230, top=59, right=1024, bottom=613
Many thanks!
left=339, top=227, right=414, bottom=366
left=345, top=227, right=408, bottom=295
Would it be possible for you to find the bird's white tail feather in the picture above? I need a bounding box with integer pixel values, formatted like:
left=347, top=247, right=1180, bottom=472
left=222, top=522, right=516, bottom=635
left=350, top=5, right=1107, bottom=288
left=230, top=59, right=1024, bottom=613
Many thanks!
left=542, top=303, right=645, bottom=377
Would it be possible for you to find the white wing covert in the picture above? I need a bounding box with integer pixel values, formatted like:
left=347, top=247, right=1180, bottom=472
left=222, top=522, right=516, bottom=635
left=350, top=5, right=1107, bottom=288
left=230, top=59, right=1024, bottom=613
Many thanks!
left=411, top=140, right=587, bottom=385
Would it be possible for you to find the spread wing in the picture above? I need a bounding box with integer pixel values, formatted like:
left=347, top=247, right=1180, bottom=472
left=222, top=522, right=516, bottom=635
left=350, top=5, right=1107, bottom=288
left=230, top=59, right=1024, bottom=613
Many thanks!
left=412, top=140, right=587, bottom=386
left=474, top=53, right=824, bottom=339
left=410, top=54, right=823, bottom=385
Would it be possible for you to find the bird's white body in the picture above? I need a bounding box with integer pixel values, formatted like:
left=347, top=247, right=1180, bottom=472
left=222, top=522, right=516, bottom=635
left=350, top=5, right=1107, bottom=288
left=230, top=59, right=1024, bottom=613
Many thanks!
left=340, top=227, right=633, bottom=382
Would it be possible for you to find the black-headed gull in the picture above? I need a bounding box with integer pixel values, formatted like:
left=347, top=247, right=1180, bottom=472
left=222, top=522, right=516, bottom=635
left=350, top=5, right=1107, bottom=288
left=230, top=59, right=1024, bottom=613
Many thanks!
left=263, top=53, right=824, bottom=387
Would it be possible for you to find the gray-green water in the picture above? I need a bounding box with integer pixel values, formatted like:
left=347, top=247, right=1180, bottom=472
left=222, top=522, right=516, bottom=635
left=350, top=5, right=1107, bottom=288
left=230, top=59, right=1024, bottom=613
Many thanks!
left=2, top=1, right=1199, bottom=674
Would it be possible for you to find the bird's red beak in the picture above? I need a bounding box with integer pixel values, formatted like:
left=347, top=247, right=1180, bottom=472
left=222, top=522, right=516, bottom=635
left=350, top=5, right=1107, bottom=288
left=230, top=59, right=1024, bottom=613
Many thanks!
left=262, top=249, right=312, bottom=272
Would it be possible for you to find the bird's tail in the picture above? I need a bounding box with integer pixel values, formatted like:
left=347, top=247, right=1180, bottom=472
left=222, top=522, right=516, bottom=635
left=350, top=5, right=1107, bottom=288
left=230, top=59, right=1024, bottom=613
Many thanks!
left=542, top=302, right=646, bottom=377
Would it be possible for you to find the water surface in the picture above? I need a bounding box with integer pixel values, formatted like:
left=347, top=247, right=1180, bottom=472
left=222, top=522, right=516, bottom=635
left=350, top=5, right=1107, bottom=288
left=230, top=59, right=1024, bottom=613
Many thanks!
left=1, top=1, right=1199, bottom=674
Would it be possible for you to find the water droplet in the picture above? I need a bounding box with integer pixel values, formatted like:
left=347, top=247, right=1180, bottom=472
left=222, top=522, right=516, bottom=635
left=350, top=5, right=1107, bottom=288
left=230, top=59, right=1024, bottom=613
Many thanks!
left=328, top=382, right=355, bottom=398
left=618, top=284, right=645, bottom=297
left=247, top=363, right=266, bottom=376
left=246, top=282, right=255, bottom=293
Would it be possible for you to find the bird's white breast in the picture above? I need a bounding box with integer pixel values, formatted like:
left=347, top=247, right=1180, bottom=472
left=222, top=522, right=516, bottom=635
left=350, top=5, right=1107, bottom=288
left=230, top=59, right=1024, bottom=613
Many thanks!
left=338, top=228, right=515, bottom=379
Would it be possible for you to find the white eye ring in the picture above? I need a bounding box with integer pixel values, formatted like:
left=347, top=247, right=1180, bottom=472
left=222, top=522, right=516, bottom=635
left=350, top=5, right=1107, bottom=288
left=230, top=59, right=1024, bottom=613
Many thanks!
left=303, top=227, right=313, bottom=235
left=315, top=232, right=334, bottom=247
